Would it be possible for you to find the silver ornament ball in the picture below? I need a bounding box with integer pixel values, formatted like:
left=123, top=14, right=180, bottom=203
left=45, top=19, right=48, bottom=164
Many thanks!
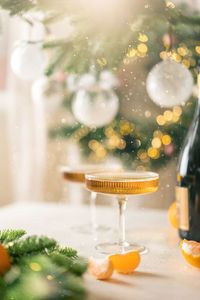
left=146, top=59, right=193, bottom=107
left=72, top=89, right=119, bottom=127
left=10, top=42, right=47, bottom=81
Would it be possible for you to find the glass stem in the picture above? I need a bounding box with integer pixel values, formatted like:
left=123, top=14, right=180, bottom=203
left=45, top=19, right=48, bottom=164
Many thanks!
left=118, top=196, right=127, bottom=247
left=90, top=192, right=97, bottom=229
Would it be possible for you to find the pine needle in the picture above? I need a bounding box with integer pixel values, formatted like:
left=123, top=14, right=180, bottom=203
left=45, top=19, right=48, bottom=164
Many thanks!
left=0, top=229, right=26, bottom=244
left=7, top=235, right=57, bottom=258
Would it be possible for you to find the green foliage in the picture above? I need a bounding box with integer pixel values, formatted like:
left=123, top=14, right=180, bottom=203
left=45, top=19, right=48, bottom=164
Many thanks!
left=0, top=229, right=26, bottom=244
left=0, top=229, right=87, bottom=300
left=8, top=236, right=57, bottom=260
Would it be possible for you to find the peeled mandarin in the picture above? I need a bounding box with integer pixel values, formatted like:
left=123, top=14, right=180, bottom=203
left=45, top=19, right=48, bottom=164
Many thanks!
left=109, top=251, right=140, bottom=274
left=88, top=257, right=114, bottom=280
left=0, top=242, right=11, bottom=276
left=168, top=201, right=178, bottom=229
left=180, top=239, right=200, bottom=268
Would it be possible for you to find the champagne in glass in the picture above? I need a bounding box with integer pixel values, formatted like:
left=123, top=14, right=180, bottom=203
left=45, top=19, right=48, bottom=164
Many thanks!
left=85, top=171, right=159, bottom=254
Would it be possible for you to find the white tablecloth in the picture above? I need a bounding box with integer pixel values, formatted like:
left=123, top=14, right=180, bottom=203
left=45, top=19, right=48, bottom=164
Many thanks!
left=0, top=203, right=199, bottom=300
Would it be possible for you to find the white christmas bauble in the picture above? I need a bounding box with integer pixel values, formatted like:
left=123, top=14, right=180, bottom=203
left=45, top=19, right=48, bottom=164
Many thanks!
left=31, top=77, right=63, bottom=111
left=146, top=59, right=193, bottom=107
left=72, top=89, right=119, bottom=127
left=11, top=42, right=47, bottom=81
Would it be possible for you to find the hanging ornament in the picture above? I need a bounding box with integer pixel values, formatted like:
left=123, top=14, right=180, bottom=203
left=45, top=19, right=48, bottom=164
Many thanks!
left=31, top=77, right=63, bottom=111
left=72, top=88, right=119, bottom=127
left=146, top=59, right=193, bottom=107
left=10, top=41, right=48, bottom=81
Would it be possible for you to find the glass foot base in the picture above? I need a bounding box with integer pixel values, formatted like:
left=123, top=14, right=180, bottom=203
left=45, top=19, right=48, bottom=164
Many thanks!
left=71, top=224, right=111, bottom=234
left=95, top=242, right=148, bottom=255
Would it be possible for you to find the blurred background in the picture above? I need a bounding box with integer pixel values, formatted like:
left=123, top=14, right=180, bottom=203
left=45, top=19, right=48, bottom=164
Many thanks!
left=0, top=0, right=199, bottom=208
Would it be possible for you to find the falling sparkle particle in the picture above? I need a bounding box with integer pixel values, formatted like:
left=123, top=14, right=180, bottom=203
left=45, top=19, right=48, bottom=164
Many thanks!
left=145, top=110, right=151, bottom=118
left=97, top=58, right=107, bottom=67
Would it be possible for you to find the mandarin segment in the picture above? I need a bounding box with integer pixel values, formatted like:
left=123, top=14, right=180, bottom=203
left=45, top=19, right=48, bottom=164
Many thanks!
left=109, top=251, right=140, bottom=274
left=168, top=201, right=178, bottom=229
left=0, top=242, right=11, bottom=276
left=180, top=239, right=200, bottom=268
left=88, top=257, right=114, bottom=280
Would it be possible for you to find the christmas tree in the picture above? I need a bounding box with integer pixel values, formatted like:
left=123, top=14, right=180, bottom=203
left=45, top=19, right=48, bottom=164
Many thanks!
left=1, top=0, right=200, bottom=170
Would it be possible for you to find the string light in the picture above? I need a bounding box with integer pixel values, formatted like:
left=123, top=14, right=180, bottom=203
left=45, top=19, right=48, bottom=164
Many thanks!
left=137, top=150, right=149, bottom=163
left=173, top=106, right=182, bottom=116
left=182, top=58, right=190, bottom=68
left=148, top=147, right=160, bottom=159
left=88, top=139, right=99, bottom=151
left=163, top=110, right=173, bottom=121
left=156, top=115, right=165, bottom=126
left=120, top=120, right=132, bottom=135
left=177, top=47, right=188, bottom=57
left=137, top=43, right=148, bottom=53
left=170, top=51, right=181, bottom=63
left=127, top=48, right=137, bottom=58
left=153, top=130, right=163, bottom=138
left=195, top=46, right=200, bottom=54
left=118, top=139, right=126, bottom=150
left=166, top=1, right=175, bottom=8
left=152, top=137, right=162, bottom=149
left=105, top=127, right=114, bottom=137
left=172, top=114, right=180, bottom=122
left=107, top=134, right=121, bottom=149
left=138, top=33, right=148, bottom=42
left=162, top=134, right=172, bottom=145
left=160, top=51, right=167, bottom=60
left=72, top=126, right=90, bottom=141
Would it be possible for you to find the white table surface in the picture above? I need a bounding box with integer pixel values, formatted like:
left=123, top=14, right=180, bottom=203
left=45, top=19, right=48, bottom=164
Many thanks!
left=0, top=202, right=199, bottom=300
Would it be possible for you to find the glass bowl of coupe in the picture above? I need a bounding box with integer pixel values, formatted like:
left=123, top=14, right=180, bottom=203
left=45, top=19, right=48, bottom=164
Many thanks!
left=85, top=171, right=159, bottom=254
left=61, top=165, right=122, bottom=234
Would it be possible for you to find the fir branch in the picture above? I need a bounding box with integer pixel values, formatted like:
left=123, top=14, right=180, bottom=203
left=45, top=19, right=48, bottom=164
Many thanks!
left=50, top=253, right=88, bottom=277
left=58, top=246, right=78, bottom=258
left=0, top=0, right=35, bottom=16
left=0, top=229, right=26, bottom=244
left=7, top=236, right=57, bottom=259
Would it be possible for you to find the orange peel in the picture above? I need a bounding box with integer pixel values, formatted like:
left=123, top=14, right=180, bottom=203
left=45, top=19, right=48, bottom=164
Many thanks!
left=168, top=201, right=178, bottom=229
left=88, top=257, right=114, bottom=280
left=180, top=239, right=200, bottom=268
left=0, top=242, right=11, bottom=276
left=109, top=251, right=140, bottom=274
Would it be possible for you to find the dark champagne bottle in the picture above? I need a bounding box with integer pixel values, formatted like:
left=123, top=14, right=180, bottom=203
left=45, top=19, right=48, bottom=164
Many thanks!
left=176, top=65, right=200, bottom=242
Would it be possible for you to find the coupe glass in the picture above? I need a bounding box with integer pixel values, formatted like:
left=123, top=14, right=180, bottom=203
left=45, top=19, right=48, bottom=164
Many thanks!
left=61, top=165, right=120, bottom=234
left=85, top=171, right=159, bottom=254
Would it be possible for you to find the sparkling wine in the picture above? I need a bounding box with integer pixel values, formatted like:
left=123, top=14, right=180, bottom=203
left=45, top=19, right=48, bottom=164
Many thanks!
left=61, top=165, right=122, bottom=184
left=85, top=172, right=159, bottom=195
left=176, top=65, right=200, bottom=242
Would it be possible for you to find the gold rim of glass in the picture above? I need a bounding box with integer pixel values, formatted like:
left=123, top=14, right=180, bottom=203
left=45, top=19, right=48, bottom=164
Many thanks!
left=85, top=171, right=159, bottom=195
